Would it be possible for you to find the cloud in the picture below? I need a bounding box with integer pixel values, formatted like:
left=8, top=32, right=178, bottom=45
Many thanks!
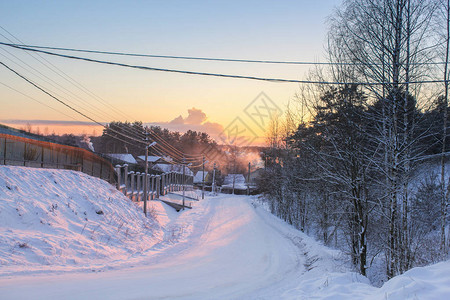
left=169, top=115, right=184, bottom=125
left=168, top=107, right=207, bottom=125
left=148, top=108, right=224, bottom=140
left=184, top=108, right=207, bottom=125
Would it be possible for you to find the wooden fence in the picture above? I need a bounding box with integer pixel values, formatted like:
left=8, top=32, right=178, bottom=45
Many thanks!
left=115, top=164, right=194, bottom=201
left=0, top=133, right=116, bottom=183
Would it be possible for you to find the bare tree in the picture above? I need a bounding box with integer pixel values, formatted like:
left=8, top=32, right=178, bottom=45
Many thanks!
left=328, top=0, right=438, bottom=278
left=440, top=0, right=450, bottom=256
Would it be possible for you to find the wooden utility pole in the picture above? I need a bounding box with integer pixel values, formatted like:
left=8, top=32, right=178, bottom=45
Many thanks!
left=232, top=159, right=236, bottom=195
left=142, top=130, right=156, bottom=217
left=182, top=156, right=186, bottom=210
left=202, top=156, right=205, bottom=200
left=212, top=162, right=216, bottom=194
left=247, top=162, right=251, bottom=196
left=143, top=129, right=149, bottom=217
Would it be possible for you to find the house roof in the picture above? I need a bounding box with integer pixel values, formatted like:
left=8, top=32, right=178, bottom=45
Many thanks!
left=152, top=163, right=194, bottom=176
left=137, top=155, right=163, bottom=163
left=194, top=171, right=208, bottom=183
left=222, top=174, right=247, bottom=190
left=105, top=153, right=137, bottom=164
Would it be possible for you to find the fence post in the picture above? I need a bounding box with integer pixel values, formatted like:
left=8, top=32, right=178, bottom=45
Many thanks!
left=162, top=173, right=166, bottom=195
left=173, top=172, right=175, bottom=192
left=123, top=164, right=129, bottom=195
left=56, top=148, right=60, bottom=169
left=115, top=165, right=121, bottom=191
left=159, top=173, right=163, bottom=196
left=173, top=172, right=176, bottom=192
left=156, top=175, right=160, bottom=199
left=23, top=142, right=26, bottom=167
left=143, top=173, right=148, bottom=202
left=129, top=171, right=135, bottom=200
left=136, top=172, right=141, bottom=201
left=41, top=145, right=44, bottom=168
left=161, top=173, right=164, bottom=196
left=3, top=137, right=6, bottom=165
left=151, top=175, right=155, bottom=200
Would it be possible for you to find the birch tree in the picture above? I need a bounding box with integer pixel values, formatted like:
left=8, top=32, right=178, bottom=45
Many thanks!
left=328, top=0, right=438, bottom=278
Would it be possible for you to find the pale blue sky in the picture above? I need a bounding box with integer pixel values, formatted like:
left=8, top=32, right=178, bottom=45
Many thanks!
left=0, top=0, right=342, bottom=138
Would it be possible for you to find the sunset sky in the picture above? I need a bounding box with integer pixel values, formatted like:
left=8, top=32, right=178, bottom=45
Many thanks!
left=0, top=0, right=341, bottom=144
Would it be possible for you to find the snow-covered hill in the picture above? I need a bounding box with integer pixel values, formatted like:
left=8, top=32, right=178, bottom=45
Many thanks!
left=0, top=166, right=163, bottom=276
left=0, top=165, right=449, bottom=299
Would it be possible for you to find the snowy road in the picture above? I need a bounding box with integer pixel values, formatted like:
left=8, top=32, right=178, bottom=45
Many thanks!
left=0, top=195, right=315, bottom=299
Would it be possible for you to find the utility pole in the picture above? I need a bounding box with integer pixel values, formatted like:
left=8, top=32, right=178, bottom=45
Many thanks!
left=202, top=155, right=205, bottom=200
left=143, top=129, right=149, bottom=217
left=182, top=156, right=186, bottom=210
left=247, top=162, right=251, bottom=196
left=142, top=129, right=156, bottom=217
left=212, top=162, right=216, bottom=194
left=232, top=159, right=236, bottom=195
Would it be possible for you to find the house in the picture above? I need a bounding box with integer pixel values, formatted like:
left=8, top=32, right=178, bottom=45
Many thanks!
left=222, top=174, right=247, bottom=190
left=105, top=153, right=137, bottom=165
left=193, top=171, right=212, bottom=184
left=136, top=155, right=166, bottom=165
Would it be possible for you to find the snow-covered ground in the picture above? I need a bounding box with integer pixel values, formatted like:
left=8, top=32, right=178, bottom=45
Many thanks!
left=0, top=166, right=449, bottom=299
left=0, top=166, right=163, bottom=276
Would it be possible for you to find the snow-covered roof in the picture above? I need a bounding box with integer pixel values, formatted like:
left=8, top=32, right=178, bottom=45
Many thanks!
left=194, top=171, right=208, bottom=183
left=137, top=155, right=163, bottom=163
left=152, top=163, right=194, bottom=176
left=106, top=153, right=137, bottom=164
left=222, top=174, right=247, bottom=190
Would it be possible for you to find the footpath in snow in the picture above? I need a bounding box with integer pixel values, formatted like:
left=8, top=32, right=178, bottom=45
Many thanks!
left=0, top=166, right=449, bottom=299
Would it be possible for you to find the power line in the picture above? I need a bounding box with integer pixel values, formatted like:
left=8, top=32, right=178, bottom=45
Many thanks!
left=104, top=132, right=138, bottom=148
left=3, top=42, right=447, bottom=66
left=113, top=123, right=203, bottom=161
left=0, top=68, right=202, bottom=162
left=0, top=58, right=194, bottom=160
left=0, top=81, right=80, bottom=121
left=0, top=61, right=149, bottom=146
left=0, top=66, right=202, bottom=162
left=2, top=42, right=446, bottom=85
left=0, top=54, right=216, bottom=162
left=0, top=28, right=134, bottom=122
left=0, top=49, right=113, bottom=123
left=144, top=129, right=203, bottom=159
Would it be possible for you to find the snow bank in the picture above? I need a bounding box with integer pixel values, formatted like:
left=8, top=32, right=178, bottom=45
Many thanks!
left=367, top=260, right=450, bottom=300
left=251, top=197, right=450, bottom=299
left=0, top=166, right=162, bottom=276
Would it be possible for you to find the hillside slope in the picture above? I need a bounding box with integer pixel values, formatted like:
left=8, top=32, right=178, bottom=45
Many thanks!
left=0, top=166, right=162, bottom=276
